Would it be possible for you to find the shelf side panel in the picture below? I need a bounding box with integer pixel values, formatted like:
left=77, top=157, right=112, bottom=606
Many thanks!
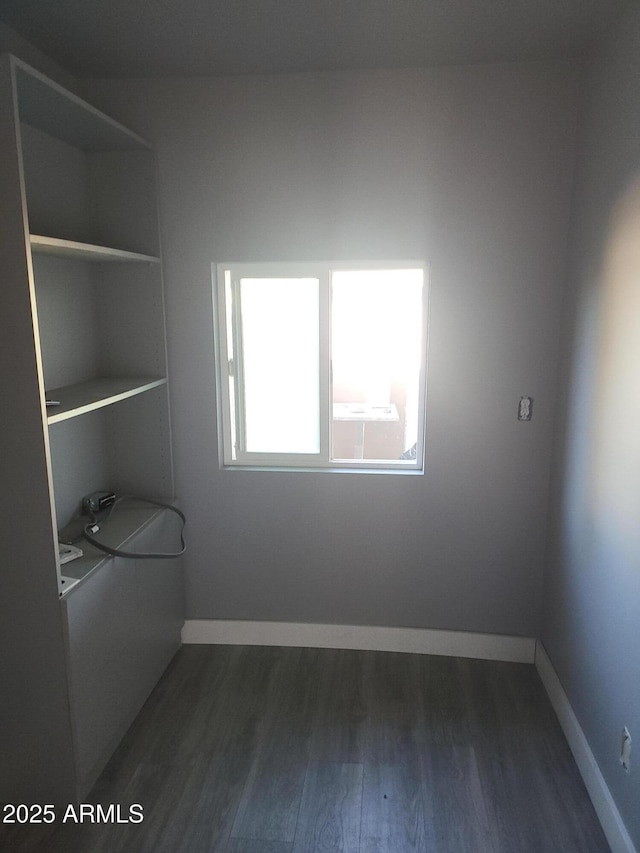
left=48, top=409, right=112, bottom=529
left=107, top=384, right=175, bottom=501
left=96, top=262, right=169, bottom=378
left=20, top=121, right=89, bottom=242
left=20, top=126, right=160, bottom=255
left=88, top=149, right=161, bottom=257
left=0, top=57, right=77, bottom=807
left=33, top=254, right=100, bottom=391
left=46, top=384, right=174, bottom=525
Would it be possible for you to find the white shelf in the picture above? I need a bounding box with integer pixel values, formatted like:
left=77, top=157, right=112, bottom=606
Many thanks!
left=30, top=235, right=160, bottom=264
left=14, top=58, right=149, bottom=152
left=46, top=377, right=167, bottom=424
left=58, top=501, right=167, bottom=595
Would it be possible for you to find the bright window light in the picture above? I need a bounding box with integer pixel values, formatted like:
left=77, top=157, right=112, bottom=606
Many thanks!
left=331, top=269, right=424, bottom=463
left=240, top=277, right=320, bottom=454
left=214, top=261, right=428, bottom=472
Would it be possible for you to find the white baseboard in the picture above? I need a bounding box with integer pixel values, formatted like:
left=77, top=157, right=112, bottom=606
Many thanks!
left=535, top=641, right=636, bottom=853
left=181, top=619, right=535, bottom=663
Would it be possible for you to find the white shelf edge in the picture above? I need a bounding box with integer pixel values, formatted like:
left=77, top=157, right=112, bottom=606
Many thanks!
left=30, top=235, right=160, bottom=264
left=46, top=377, right=167, bottom=424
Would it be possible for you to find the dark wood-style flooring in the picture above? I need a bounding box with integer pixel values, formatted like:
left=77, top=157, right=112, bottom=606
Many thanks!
left=2, top=645, right=610, bottom=852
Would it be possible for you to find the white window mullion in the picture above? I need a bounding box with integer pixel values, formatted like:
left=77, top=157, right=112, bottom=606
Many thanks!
left=230, top=274, right=247, bottom=458
left=214, top=269, right=236, bottom=466
left=318, top=269, right=331, bottom=465
left=414, top=272, right=430, bottom=468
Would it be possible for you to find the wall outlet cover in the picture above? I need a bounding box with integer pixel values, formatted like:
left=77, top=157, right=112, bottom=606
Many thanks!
left=518, top=396, right=533, bottom=421
left=620, top=727, right=631, bottom=773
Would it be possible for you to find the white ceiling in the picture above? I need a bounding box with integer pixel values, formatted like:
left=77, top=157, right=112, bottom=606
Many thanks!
left=0, top=0, right=633, bottom=78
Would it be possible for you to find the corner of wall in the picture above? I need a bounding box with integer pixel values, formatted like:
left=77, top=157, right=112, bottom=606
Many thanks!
left=535, top=641, right=636, bottom=853
left=0, top=20, right=78, bottom=92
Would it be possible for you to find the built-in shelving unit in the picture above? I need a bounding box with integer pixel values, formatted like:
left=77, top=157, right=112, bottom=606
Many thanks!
left=0, top=54, right=183, bottom=808
left=13, top=53, right=175, bottom=539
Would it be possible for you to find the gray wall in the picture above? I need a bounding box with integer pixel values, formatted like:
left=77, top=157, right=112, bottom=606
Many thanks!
left=0, top=21, right=77, bottom=90
left=85, top=62, right=579, bottom=637
left=542, top=10, right=640, bottom=848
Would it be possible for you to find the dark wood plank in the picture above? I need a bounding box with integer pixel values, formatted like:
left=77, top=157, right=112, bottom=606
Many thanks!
left=230, top=647, right=322, bottom=843
left=230, top=754, right=308, bottom=844
left=419, top=654, right=476, bottom=748
left=422, top=743, right=500, bottom=853
left=309, top=648, right=367, bottom=763
left=360, top=762, right=429, bottom=853
left=292, top=761, right=363, bottom=853
left=225, top=839, right=293, bottom=852
left=0, top=823, right=62, bottom=853
left=89, top=645, right=283, bottom=853
left=362, top=650, right=426, bottom=765
left=90, top=645, right=244, bottom=788
left=355, top=649, right=432, bottom=853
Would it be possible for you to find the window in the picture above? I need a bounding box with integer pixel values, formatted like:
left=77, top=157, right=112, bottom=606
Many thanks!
left=214, top=261, right=428, bottom=471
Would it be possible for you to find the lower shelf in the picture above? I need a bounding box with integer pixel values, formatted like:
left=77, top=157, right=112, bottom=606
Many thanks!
left=46, top=376, right=167, bottom=424
left=58, top=499, right=172, bottom=596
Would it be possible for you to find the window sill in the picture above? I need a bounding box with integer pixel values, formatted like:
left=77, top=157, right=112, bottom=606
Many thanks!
left=220, top=464, right=424, bottom=476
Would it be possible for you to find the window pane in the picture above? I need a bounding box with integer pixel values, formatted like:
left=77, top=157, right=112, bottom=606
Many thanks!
left=240, top=277, right=320, bottom=454
left=331, top=269, right=424, bottom=462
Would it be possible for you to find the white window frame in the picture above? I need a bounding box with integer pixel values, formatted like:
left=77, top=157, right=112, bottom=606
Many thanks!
left=213, top=260, right=429, bottom=472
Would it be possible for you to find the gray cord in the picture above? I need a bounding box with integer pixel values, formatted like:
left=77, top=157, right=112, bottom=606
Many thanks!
left=83, top=495, right=186, bottom=559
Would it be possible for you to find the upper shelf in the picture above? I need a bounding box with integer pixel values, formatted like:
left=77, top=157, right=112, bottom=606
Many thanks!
left=12, top=57, right=150, bottom=152
left=30, top=235, right=160, bottom=264
left=46, top=377, right=167, bottom=424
